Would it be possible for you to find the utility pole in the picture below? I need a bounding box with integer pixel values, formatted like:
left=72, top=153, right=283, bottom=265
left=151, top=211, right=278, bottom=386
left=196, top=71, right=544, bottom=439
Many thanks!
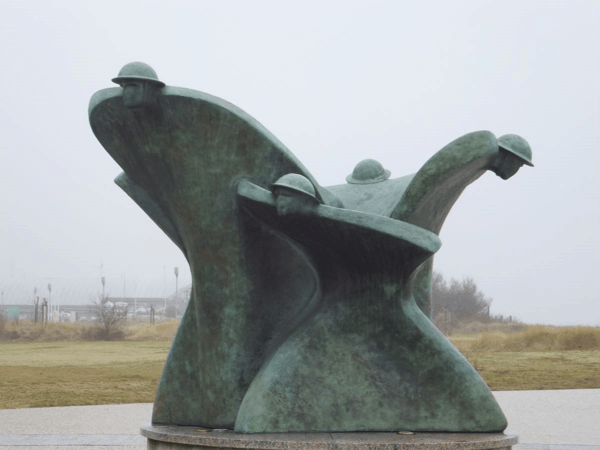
left=101, top=276, right=105, bottom=300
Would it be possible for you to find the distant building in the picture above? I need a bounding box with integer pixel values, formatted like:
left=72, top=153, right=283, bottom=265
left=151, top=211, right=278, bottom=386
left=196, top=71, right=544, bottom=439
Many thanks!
left=107, top=283, right=191, bottom=311
left=0, top=283, right=191, bottom=320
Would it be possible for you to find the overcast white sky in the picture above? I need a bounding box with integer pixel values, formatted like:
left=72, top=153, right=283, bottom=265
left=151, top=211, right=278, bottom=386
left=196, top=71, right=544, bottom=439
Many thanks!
left=0, top=0, right=598, bottom=325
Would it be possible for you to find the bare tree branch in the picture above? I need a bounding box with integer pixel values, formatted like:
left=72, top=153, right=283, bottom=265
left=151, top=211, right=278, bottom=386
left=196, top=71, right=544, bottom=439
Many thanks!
left=90, top=292, right=128, bottom=337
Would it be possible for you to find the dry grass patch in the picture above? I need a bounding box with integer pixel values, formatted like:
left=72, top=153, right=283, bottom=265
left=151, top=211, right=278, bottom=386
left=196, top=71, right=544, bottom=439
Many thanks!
left=127, top=321, right=179, bottom=341
left=0, top=341, right=171, bottom=409
left=0, top=364, right=161, bottom=409
left=451, top=325, right=600, bottom=352
left=2, top=323, right=600, bottom=410
left=0, top=319, right=180, bottom=343
left=450, top=325, right=600, bottom=391
left=465, top=350, right=600, bottom=391
left=0, top=321, right=85, bottom=342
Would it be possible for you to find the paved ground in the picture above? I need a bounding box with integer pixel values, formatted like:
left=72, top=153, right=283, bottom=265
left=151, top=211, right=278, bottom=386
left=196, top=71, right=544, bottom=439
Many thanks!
left=0, top=390, right=598, bottom=449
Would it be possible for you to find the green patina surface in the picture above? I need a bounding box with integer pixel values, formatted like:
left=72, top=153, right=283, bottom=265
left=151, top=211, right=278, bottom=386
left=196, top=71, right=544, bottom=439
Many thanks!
left=89, top=64, right=531, bottom=433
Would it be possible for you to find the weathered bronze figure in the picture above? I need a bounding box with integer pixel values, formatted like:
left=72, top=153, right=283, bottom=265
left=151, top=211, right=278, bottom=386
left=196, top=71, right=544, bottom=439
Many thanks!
left=90, top=62, right=533, bottom=434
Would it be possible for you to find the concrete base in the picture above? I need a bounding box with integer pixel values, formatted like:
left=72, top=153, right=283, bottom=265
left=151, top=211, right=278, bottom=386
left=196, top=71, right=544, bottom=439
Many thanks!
left=141, top=423, right=518, bottom=450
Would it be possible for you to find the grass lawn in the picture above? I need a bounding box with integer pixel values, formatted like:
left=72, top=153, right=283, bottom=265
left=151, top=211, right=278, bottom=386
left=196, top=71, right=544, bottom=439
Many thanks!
left=1, top=330, right=599, bottom=409
left=0, top=341, right=170, bottom=409
left=463, top=350, right=600, bottom=390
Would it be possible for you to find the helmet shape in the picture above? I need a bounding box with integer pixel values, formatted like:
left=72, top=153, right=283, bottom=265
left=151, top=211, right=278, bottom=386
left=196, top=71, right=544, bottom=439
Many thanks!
left=346, top=159, right=391, bottom=184
left=272, top=174, right=319, bottom=202
left=112, top=62, right=166, bottom=87
left=498, top=134, right=534, bottom=167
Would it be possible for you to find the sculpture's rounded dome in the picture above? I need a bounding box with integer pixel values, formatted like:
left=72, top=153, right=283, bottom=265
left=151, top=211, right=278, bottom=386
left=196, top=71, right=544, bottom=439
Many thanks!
left=498, top=135, right=534, bottom=167
left=272, top=174, right=318, bottom=202
left=346, top=159, right=391, bottom=184
left=112, top=62, right=165, bottom=87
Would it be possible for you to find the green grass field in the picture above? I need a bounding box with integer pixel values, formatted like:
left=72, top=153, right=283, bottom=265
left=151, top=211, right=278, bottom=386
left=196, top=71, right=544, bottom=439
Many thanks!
left=0, top=341, right=170, bottom=409
left=462, top=350, right=600, bottom=390
left=1, top=323, right=599, bottom=409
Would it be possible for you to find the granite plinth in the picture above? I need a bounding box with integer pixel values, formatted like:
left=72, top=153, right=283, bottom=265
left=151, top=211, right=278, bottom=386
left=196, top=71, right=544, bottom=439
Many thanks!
left=141, top=423, right=517, bottom=450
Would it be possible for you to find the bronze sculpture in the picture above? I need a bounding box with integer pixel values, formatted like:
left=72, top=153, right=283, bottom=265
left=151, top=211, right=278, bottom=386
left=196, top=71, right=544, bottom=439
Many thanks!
left=89, top=62, right=533, bottom=433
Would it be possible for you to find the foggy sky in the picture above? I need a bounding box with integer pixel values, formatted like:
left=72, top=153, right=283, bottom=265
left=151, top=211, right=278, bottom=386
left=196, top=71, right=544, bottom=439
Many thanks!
left=1, top=0, right=598, bottom=325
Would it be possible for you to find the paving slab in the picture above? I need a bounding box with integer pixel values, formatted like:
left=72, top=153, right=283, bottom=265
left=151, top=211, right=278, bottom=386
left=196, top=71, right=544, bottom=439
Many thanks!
left=0, top=390, right=598, bottom=449
left=0, top=404, right=152, bottom=435
left=0, top=403, right=150, bottom=449
left=0, top=447, right=144, bottom=450
left=517, top=446, right=600, bottom=450
left=493, top=389, right=600, bottom=446
left=0, top=435, right=145, bottom=445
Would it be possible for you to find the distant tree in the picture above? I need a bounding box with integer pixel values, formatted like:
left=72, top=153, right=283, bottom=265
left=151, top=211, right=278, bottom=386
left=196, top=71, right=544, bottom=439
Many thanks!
left=431, top=271, right=449, bottom=318
left=431, top=271, right=492, bottom=321
left=90, top=292, right=128, bottom=339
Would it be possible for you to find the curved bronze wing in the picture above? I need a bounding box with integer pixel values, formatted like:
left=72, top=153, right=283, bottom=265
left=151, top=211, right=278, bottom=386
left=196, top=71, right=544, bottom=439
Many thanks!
left=89, top=86, right=336, bottom=427
left=327, top=131, right=501, bottom=317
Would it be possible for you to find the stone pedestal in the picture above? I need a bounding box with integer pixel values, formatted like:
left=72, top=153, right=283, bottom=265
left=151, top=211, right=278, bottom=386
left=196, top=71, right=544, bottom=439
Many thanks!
left=141, top=424, right=517, bottom=450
